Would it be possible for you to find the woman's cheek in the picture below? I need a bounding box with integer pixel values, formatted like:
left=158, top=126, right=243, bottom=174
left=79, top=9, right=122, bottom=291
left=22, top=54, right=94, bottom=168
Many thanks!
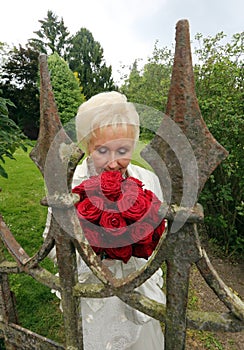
left=92, top=154, right=108, bottom=173
left=118, top=158, right=131, bottom=169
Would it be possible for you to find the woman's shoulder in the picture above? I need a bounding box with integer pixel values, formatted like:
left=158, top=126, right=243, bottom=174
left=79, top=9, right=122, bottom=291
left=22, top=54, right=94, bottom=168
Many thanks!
left=127, top=163, right=158, bottom=180
left=72, top=159, right=89, bottom=188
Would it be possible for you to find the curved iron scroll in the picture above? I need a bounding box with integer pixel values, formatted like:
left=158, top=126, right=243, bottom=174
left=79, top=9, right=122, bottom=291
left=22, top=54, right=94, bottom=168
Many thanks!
left=0, top=19, right=243, bottom=350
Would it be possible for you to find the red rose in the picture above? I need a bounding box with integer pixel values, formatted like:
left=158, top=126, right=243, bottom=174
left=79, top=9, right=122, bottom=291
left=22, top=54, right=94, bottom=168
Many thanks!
left=121, top=177, right=144, bottom=194
left=143, top=189, right=162, bottom=223
left=76, top=196, right=103, bottom=223
left=130, top=222, right=154, bottom=244
left=105, top=245, right=132, bottom=263
left=81, top=222, right=104, bottom=248
left=118, top=191, right=151, bottom=221
left=132, top=241, right=154, bottom=259
left=92, top=246, right=103, bottom=254
left=148, top=219, right=166, bottom=251
left=98, top=229, right=131, bottom=248
left=72, top=182, right=87, bottom=202
left=113, top=231, right=132, bottom=247
left=83, top=175, right=101, bottom=194
left=74, top=170, right=165, bottom=262
left=132, top=229, right=155, bottom=259
left=100, top=171, right=123, bottom=201
left=153, top=219, right=166, bottom=239
left=99, top=210, right=127, bottom=236
left=143, top=188, right=153, bottom=201
left=125, top=176, right=144, bottom=188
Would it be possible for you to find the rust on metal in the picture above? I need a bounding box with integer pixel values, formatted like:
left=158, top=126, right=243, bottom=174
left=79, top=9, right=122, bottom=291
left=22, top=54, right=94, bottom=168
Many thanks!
left=30, top=54, right=64, bottom=175
left=142, top=20, right=228, bottom=205
left=0, top=19, right=243, bottom=350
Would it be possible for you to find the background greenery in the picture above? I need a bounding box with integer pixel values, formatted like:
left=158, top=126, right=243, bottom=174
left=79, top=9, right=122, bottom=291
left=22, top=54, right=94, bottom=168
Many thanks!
left=0, top=8, right=243, bottom=347
left=0, top=148, right=64, bottom=343
left=121, top=32, right=243, bottom=257
left=47, top=52, right=85, bottom=124
left=0, top=10, right=243, bottom=255
left=0, top=95, right=28, bottom=178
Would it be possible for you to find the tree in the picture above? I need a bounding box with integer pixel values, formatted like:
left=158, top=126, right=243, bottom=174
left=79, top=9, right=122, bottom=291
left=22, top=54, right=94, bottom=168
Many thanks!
left=120, top=42, right=173, bottom=137
left=29, top=10, right=71, bottom=59
left=0, top=42, right=10, bottom=76
left=0, top=93, right=28, bottom=178
left=120, top=32, right=244, bottom=256
left=0, top=45, right=40, bottom=139
left=68, top=28, right=116, bottom=99
left=194, top=32, right=244, bottom=255
left=121, top=42, right=173, bottom=112
left=47, top=52, right=85, bottom=127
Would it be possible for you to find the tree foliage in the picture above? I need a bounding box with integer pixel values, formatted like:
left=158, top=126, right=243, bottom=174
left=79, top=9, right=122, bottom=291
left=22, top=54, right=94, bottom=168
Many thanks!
left=68, top=28, right=116, bottom=99
left=0, top=93, right=28, bottom=178
left=120, top=32, right=244, bottom=256
left=121, top=42, right=173, bottom=137
left=0, top=42, right=10, bottom=76
left=29, top=11, right=116, bottom=99
left=0, top=11, right=116, bottom=139
left=121, top=42, right=173, bottom=110
left=0, top=45, right=40, bottom=139
left=29, top=10, right=70, bottom=59
left=194, top=32, right=244, bottom=255
left=47, top=52, right=85, bottom=126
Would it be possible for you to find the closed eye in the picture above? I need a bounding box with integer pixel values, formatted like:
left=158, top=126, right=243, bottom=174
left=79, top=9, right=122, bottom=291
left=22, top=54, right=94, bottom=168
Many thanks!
left=117, top=147, right=129, bottom=155
left=96, top=146, right=108, bottom=154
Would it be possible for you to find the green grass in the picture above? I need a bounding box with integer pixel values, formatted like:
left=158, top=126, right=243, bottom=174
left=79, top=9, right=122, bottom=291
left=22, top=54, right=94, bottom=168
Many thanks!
left=132, top=140, right=154, bottom=171
left=0, top=148, right=47, bottom=254
left=0, top=148, right=64, bottom=343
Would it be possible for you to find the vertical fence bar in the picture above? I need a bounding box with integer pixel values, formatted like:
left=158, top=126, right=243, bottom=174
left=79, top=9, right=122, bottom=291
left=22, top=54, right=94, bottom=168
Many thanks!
left=55, top=224, right=83, bottom=349
left=164, top=223, right=202, bottom=349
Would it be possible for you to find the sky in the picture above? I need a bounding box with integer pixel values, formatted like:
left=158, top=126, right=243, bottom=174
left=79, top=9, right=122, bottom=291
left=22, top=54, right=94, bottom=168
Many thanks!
left=0, top=0, right=243, bottom=83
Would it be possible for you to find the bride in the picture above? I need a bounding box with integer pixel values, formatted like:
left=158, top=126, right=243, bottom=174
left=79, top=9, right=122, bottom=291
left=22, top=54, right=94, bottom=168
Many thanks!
left=47, top=91, right=166, bottom=349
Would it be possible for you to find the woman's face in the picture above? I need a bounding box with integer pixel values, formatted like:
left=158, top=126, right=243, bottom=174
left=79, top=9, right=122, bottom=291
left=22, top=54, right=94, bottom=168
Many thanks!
left=88, top=125, right=135, bottom=175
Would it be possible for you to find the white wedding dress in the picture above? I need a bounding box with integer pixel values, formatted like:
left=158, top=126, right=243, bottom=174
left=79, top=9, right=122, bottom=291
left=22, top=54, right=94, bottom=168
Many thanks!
left=45, top=159, right=166, bottom=349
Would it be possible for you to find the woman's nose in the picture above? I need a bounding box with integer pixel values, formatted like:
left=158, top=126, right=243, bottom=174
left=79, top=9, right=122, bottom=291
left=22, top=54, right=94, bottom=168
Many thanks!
left=107, top=159, right=119, bottom=169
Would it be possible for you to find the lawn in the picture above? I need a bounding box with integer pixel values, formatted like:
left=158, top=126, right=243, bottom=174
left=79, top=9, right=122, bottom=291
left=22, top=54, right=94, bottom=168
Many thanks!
left=0, top=147, right=64, bottom=343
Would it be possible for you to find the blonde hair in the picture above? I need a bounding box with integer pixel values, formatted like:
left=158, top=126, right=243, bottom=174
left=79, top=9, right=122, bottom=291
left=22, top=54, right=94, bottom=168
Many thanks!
left=75, top=91, right=140, bottom=150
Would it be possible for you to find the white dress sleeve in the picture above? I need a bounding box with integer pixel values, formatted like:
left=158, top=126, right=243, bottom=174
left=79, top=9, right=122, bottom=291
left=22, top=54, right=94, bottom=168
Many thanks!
left=126, top=163, right=164, bottom=201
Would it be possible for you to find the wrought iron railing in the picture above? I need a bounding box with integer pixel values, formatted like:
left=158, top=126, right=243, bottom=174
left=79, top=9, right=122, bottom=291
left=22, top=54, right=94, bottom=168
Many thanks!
left=0, top=19, right=243, bottom=349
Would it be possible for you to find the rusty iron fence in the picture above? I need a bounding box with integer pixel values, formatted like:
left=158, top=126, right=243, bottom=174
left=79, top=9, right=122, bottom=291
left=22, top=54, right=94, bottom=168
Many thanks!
left=0, top=20, right=243, bottom=349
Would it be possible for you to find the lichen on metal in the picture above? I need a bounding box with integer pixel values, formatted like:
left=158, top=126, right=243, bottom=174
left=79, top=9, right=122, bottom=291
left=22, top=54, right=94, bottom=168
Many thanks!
left=142, top=20, right=228, bottom=205
left=0, top=19, right=243, bottom=350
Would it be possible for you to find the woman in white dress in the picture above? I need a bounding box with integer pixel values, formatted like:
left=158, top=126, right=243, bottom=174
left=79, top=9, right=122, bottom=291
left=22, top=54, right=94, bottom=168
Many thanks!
left=49, top=91, right=166, bottom=349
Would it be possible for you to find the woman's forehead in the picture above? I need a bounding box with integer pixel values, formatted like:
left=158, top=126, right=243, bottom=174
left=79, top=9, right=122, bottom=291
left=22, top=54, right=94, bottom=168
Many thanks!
left=91, top=125, right=136, bottom=142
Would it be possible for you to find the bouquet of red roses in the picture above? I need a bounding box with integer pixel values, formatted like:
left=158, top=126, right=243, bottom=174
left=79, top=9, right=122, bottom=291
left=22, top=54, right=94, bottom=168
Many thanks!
left=72, top=171, right=166, bottom=263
